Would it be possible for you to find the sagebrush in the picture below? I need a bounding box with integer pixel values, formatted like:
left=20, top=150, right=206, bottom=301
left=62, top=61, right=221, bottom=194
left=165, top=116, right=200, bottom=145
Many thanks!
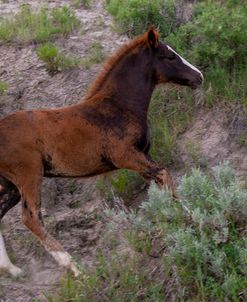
left=50, top=163, right=247, bottom=301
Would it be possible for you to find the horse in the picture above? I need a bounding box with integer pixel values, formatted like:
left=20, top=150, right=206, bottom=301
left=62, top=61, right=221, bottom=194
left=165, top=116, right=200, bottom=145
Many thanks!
left=0, top=28, right=203, bottom=277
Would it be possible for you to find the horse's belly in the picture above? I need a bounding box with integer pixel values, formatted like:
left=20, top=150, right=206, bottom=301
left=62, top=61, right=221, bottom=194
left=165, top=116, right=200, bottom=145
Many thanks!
left=44, top=151, right=116, bottom=178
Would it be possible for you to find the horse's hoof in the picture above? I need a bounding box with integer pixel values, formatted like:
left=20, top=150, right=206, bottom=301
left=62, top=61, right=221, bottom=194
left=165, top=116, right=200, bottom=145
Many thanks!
left=9, top=265, right=23, bottom=278
left=70, top=263, right=81, bottom=277
left=0, top=264, right=23, bottom=278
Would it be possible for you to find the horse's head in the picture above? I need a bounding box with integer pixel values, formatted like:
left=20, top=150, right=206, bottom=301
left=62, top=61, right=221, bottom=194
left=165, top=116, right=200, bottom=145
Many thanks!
left=146, top=29, right=203, bottom=89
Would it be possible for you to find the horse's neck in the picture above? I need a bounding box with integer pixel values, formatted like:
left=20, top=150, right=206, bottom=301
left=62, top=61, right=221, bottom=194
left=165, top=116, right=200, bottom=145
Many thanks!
left=105, top=54, right=155, bottom=120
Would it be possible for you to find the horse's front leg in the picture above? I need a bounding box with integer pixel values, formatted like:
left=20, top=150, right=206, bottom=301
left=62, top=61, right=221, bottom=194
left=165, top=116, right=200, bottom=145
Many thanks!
left=112, top=149, right=177, bottom=198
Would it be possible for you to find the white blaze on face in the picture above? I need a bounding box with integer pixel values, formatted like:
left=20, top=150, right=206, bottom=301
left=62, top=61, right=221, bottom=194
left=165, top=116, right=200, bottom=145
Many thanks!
left=167, top=45, right=203, bottom=79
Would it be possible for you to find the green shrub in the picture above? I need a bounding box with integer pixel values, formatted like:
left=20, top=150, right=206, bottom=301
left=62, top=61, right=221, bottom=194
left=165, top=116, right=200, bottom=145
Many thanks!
left=36, top=43, right=80, bottom=73
left=166, top=1, right=247, bottom=104
left=0, top=4, right=79, bottom=43
left=167, top=1, right=247, bottom=68
left=50, top=163, right=247, bottom=301
left=106, top=0, right=176, bottom=37
left=118, top=163, right=247, bottom=300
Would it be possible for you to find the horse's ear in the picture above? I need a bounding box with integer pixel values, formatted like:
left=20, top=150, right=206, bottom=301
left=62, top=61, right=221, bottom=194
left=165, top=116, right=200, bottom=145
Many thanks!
left=147, top=28, right=159, bottom=49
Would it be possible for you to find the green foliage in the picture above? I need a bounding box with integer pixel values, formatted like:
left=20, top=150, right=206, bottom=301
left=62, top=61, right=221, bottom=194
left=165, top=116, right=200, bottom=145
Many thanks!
left=0, top=4, right=79, bottom=43
left=36, top=43, right=80, bottom=73
left=0, top=81, right=8, bottom=95
left=116, top=163, right=247, bottom=300
left=149, top=87, right=194, bottom=165
left=106, top=0, right=176, bottom=37
left=106, top=0, right=247, bottom=104
left=49, top=254, right=165, bottom=302
left=51, top=6, right=80, bottom=36
left=97, top=169, right=143, bottom=203
left=166, top=0, right=247, bottom=104
left=50, top=163, right=247, bottom=301
left=167, top=1, right=247, bottom=68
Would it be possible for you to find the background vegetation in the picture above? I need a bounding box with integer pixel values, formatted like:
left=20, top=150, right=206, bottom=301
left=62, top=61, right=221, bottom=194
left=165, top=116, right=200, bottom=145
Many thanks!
left=50, top=163, right=247, bottom=301
left=0, top=4, right=79, bottom=43
left=103, top=0, right=247, bottom=197
left=1, top=1, right=246, bottom=301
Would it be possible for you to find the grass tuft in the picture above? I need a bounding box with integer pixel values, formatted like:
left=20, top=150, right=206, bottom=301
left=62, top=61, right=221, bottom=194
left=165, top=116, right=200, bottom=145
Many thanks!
left=0, top=81, right=8, bottom=95
left=0, top=4, right=80, bottom=44
left=36, top=43, right=80, bottom=74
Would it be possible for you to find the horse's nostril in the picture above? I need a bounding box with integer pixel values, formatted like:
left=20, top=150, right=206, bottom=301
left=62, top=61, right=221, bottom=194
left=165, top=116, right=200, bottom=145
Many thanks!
left=199, top=73, right=204, bottom=83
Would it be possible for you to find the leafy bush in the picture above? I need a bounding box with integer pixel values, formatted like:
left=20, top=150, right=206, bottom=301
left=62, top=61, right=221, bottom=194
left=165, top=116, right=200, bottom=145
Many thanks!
left=0, top=4, right=79, bottom=43
left=137, top=163, right=247, bottom=300
left=167, top=1, right=247, bottom=68
left=166, top=1, right=247, bottom=104
left=36, top=43, right=80, bottom=74
left=50, top=163, right=247, bottom=301
left=106, top=0, right=176, bottom=37
left=106, top=0, right=247, bottom=104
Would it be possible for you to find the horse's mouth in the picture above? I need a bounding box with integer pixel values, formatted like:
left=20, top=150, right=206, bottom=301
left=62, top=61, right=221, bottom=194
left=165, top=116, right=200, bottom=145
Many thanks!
left=190, top=74, right=204, bottom=89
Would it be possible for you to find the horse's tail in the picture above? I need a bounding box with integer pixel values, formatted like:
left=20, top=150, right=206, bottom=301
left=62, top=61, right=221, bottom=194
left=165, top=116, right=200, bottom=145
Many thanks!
left=0, top=176, right=21, bottom=221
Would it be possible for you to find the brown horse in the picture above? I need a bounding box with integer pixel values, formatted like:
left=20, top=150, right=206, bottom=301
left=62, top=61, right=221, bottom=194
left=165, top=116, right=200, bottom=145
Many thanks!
left=0, top=28, right=203, bottom=277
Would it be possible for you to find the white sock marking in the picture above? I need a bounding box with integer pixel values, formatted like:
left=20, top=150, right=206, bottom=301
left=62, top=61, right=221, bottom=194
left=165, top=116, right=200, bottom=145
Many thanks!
left=50, top=251, right=80, bottom=276
left=167, top=45, right=203, bottom=78
left=0, top=230, right=22, bottom=277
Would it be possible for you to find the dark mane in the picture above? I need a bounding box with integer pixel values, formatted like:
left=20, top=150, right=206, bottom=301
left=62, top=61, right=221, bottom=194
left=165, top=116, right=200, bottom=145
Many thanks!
left=83, top=31, right=155, bottom=100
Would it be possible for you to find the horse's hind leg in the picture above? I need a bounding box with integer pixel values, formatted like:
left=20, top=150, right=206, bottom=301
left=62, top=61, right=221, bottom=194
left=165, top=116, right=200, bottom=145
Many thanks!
left=0, top=177, right=21, bottom=220
left=0, top=177, right=22, bottom=277
left=18, top=168, right=80, bottom=276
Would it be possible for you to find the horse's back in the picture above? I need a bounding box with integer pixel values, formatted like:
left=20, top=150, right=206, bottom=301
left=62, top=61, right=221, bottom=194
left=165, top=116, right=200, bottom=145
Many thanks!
left=0, top=110, right=43, bottom=176
left=0, top=110, right=39, bottom=150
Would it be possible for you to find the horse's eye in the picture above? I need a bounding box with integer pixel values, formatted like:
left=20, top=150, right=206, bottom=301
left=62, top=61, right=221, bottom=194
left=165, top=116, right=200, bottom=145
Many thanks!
left=167, top=52, right=176, bottom=61
left=158, top=52, right=176, bottom=61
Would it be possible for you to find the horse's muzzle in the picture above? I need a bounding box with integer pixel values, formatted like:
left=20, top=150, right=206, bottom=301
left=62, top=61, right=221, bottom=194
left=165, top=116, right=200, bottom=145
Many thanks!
left=190, top=73, right=204, bottom=89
